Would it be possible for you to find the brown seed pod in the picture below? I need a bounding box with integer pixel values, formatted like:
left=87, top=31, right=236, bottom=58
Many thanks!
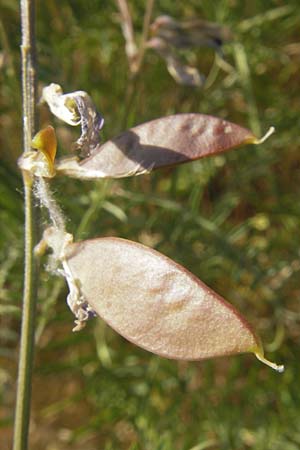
left=63, top=236, right=283, bottom=371
left=56, top=114, right=273, bottom=179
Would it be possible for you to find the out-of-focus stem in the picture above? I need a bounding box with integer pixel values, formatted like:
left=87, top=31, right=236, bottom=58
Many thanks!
left=135, top=0, right=155, bottom=73
left=116, top=0, right=138, bottom=73
left=116, top=0, right=155, bottom=75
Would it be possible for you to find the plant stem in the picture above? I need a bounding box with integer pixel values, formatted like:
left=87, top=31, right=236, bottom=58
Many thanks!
left=13, top=1, right=38, bottom=449
left=119, top=0, right=155, bottom=129
left=135, top=0, right=155, bottom=73
left=116, top=0, right=138, bottom=73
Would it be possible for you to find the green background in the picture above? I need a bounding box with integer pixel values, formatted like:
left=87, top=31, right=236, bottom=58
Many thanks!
left=0, top=1, right=299, bottom=449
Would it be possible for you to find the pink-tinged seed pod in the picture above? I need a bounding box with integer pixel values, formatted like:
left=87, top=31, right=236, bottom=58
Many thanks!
left=63, top=236, right=283, bottom=371
left=55, top=114, right=274, bottom=179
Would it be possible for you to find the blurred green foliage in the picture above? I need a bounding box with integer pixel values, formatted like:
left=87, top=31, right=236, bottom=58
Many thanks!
left=1, top=0, right=300, bottom=449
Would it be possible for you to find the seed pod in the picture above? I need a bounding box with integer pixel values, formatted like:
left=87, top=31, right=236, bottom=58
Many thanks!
left=56, top=114, right=274, bottom=179
left=63, top=236, right=283, bottom=371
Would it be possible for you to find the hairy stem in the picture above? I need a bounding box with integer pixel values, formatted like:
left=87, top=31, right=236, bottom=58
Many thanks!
left=13, top=1, right=38, bottom=449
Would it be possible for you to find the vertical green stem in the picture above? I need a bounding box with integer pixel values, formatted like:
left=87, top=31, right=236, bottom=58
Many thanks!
left=13, top=1, right=38, bottom=449
left=13, top=173, right=37, bottom=450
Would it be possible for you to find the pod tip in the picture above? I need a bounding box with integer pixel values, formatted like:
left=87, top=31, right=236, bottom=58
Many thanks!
left=255, top=351, right=284, bottom=373
left=254, top=126, right=275, bottom=145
